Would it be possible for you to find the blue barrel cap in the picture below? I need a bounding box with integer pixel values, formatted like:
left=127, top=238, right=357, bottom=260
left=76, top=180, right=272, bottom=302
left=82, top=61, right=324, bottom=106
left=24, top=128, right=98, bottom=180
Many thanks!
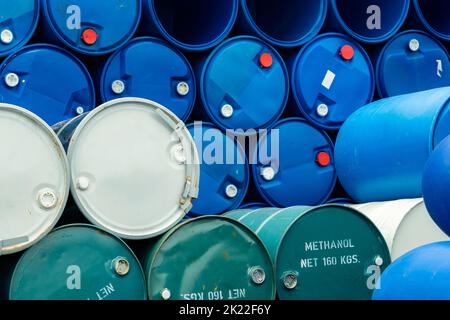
left=187, top=122, right=249, bottom=216
left=291, top=33, right=374, bottom=130
left=143, top=0, right=238, bottom=51
left=373, top=242, right=450, bottom=300
left=200, top=36, right=289, bottom=133
left=252, top=118, right=337, bottom=207
left=41, top=0, right=141, bottom=55
left=0, top=44, right=95, bottom=125
left=0, top=1, right=39, bottom=57
left=101, top=37, right=195, bottom=121
left=377, top=30, right=450, bottom=98
left=413, top=0, right=450, bottom=41
left=330, top=0, right=410, bottom=43
left=239, top=0, right=327, bottom=47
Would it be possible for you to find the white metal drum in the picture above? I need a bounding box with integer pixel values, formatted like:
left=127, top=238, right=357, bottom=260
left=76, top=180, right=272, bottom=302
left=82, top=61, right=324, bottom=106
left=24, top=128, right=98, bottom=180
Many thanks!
left=352, top=199, right=449, bottom=260
left=67, top=98, right=200, bottom=239
left=0, top=104, right=69, bottom=255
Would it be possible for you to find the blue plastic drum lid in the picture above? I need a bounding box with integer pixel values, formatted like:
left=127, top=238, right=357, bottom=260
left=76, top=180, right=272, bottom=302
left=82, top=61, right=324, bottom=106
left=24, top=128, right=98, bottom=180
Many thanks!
left=291, top=33, right=374, bottom=130
left=239, top=0, right=327, bottom=47
left=0, top=44, right=95, bottom=125
left=0, top=1, right=39, bottom=57
left=376, top=30, right=450, bottom=98
left=423, top=135, right=450, bottom=236
left=200, top=36, right=289, bottom=132
left=143, top=0, right=238, bottom=51
left=101, top=37, right=195, bottom=121
left=42, top=0, right=141, bottom=55
left=188, top=123, right=249, bottom=216
left=330, top=0, right=410, bottom=43
left=252, top=118, right=337, bottom=208
left=413, top=0, right=450, bottom=41
left=372, top=242, right=450, bottom=300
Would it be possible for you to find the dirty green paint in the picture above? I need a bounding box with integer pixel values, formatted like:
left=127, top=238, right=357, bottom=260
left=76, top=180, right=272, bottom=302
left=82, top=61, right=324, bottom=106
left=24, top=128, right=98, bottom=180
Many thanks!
left=9, top=224, right=147, bottom=300
left=143, top=216, right=276, bottom=300
left=226, top=205, right=391, bottom=300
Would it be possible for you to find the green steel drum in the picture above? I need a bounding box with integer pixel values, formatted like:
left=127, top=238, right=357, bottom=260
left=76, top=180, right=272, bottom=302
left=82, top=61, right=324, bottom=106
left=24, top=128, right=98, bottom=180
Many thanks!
left=226, top=206, right=391, bottom=300
left=142, top=216, right=276, bottom=300
left=8, top=224, right=147, bottom=300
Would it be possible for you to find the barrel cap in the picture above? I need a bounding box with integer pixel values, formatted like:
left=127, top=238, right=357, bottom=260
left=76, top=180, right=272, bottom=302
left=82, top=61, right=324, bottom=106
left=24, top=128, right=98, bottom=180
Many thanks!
left=41, top=0, right=141, bottom=55
left=144, top=216, right=276, bottom=300
left=0, top=44, right=95, bottom=125
left=200, top=36, right=289, bottom=132
left=9, top=224, right=147, bottom=300
left=187, top=122, right=249, bottom=216
left=0, top=104, right=69, bottom=255
left=68, top=98, right=200, bottom=240
left=100, top=37, right=196, bottom=121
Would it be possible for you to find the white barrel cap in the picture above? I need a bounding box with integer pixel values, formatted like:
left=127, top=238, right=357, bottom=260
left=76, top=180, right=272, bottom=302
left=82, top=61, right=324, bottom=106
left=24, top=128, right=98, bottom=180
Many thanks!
left=0, top=104, right=69, bottom=255
left=68, top=98, right=200, bottom=240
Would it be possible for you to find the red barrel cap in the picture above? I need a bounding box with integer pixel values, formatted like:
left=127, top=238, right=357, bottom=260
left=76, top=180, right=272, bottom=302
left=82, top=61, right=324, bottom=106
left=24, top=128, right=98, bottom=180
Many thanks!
left=259, top=53, right=273, bottom=68
left=316, top=152, right=331, bottom=167
left=81, top=29, right=98, bottom=45
left=339, top=45, right=354, bottom=61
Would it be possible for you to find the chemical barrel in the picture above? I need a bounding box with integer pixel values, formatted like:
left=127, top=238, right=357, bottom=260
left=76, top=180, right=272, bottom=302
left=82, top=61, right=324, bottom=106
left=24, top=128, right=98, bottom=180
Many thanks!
left=327, top=198, right=354, bottom=204
left=376, top=30, right=450, bottom=98
left=252, top=118, right=336, bottom=207
left=142, top=216, right=276, bottom=300
left=352, top=199, right=449, bottom=261
left=198, top=36, right=289, bottom=133
left=0, top=0, right=39, bottom=57
left=373, top=242, right=450, bottom=300
left=187, top=122, right=249, bottom=216
left=8, top=224, right=147, bottom=300
left=226, top=205, right=391, bottom=300
left=141, top=0, right=238, bottom=51
left=238, top=0, right=327, bottom=48
left=239, top=203, right=268, bottom=210
left=412, top=0, right=450, bottom=41
left=290, top=33, right=374, bottom=130
left=66, top=98, right=200, bottom=239
left=0, top=44, right=95, bottom=125
left=335, top=87, right=450, bottom=203
left=100, top=37, right=196, bottom=122
left=327, top=0, right=410, bottom=43
left=423, top=135, right=450, bottom=236
left=40, top=0, right=141, bottom=55
left=0, top=103, right=69, bottom=255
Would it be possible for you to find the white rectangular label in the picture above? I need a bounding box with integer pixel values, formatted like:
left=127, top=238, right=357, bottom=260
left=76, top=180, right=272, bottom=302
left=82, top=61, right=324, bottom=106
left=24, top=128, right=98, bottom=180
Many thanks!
left=321, top=70, right=336, bottom=90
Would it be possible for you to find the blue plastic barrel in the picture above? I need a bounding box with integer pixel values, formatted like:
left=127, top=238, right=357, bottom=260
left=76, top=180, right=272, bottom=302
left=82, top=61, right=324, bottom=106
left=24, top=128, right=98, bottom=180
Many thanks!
left=328, top=0, right=410, bottom=43
left=373, top=242, right=450, bottom=300
left=290, top=33, right=374, bottom=130
left=141, top=0, right=238, bottom=51
left=335, top=87, right=450, bottom=203
left=252, top=118, right=336, bottom=208
left=376, top=30, right=450, bottom=98
left=100, top=37, right=195, bottom=121
left=327, top=198, right=354, bottom=204
left=40, top=0, right=141, bottom=55
left=0, top=44, right=95, bottom=125
left=0, top=1, right=39, bottom=57
left=198, top=36, right=289, bottom=133
left=187, top=122, right=249, bottom=216
left=423, top=135, right=450, bottom=236
left=239, top=0, right=327, bottom=47
left=412, top=0, right=450, bottom=41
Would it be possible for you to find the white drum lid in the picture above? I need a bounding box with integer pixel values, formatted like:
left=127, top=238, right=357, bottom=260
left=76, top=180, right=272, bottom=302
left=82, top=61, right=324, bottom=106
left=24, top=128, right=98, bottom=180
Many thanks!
left=0, top=104, right=69, bottom=255
left=392, top=201, right=449, bottom=261
left=68, top=98, right=200, bottom=239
